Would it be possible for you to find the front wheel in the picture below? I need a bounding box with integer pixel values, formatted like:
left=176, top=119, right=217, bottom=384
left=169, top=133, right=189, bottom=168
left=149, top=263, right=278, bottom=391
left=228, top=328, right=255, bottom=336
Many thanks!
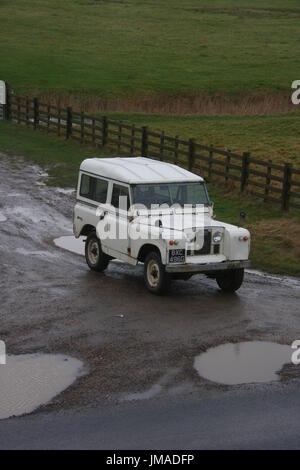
left=216, top=268, right=244, bottom=293
left=144, top=251, right=170, bottom=295
left=85, top=231, right=110, bottom=272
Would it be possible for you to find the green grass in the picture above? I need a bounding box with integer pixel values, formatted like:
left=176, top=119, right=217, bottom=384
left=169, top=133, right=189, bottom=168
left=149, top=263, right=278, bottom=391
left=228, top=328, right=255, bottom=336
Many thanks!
left=1, top=120, right=299, bottom=276
left=0, top=120, right=113, bottom=187
left=212, top=188, right=300, bottom=276
left=103, top=111, right=300, bottom=166
left=1, top=0, right=300, bottom=97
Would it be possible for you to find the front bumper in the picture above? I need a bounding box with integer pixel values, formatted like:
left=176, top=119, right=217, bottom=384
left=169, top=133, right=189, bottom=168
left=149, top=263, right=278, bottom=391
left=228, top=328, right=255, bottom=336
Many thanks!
left=165, top=259, right=250, bottom=274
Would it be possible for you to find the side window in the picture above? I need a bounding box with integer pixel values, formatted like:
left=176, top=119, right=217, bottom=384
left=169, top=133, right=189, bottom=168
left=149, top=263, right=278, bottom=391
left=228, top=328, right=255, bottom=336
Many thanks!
left=80, top=174, right=92, bottom=199
left=80, top=173, right=108, bottom=203
left=94, top=178, right=108, bottom=203
left=111, top=184, right=130, bottom=211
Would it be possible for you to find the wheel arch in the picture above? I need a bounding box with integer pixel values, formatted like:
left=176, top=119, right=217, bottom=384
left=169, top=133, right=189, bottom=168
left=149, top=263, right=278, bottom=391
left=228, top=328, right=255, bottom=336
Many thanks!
left=137, top=243, right=164, bottom=263
left=79, top=224, right=96, bottom=236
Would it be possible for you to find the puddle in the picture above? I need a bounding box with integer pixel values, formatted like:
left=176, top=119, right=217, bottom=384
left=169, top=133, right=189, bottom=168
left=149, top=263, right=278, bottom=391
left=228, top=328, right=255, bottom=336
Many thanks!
left=53, top=235, right=127, bottom=271
left=0, top=213, right=7, bottom=222
left=0, top=354, right=83, bottom=419
left=55, top=188, right=75, bottom=195
left=53, top=235, right=123, bottom=263
left=194, top=341, right=292, bottom=385
left=54, top=235, right=85, bottom=255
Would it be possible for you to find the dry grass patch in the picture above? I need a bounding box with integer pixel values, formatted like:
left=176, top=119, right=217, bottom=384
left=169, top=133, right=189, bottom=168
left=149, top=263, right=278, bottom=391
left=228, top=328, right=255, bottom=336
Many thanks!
left=250, top=219, right=300, bottom=259
left=37, top=91, right=298, bottom=116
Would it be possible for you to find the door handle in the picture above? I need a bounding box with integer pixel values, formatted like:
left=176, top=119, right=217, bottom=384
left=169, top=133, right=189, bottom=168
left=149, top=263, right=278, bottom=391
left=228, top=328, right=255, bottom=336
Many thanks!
left=99, top=211, right=107, bottom=221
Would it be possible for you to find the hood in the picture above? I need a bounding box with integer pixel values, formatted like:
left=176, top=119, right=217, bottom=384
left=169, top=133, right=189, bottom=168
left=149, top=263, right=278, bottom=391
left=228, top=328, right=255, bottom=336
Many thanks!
left=133, top=208, right=220, bottom=232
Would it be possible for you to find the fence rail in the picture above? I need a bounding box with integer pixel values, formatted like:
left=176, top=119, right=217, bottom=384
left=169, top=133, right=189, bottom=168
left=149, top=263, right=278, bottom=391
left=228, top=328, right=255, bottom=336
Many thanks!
left=3, top=91, right=300, bottom=210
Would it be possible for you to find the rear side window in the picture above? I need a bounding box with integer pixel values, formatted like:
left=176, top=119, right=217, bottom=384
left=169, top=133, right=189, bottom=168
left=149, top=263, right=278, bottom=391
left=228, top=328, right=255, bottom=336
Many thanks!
left=79, top=174, right=108, bottom=203
left=94, top=178, right=108, bottom=203
left=111, top=184, right=130, bottom=210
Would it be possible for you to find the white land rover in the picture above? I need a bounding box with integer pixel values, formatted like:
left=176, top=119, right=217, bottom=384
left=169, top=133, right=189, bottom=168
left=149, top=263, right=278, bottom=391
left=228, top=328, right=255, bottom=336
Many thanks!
left=73, top=157, right=250, bottom=294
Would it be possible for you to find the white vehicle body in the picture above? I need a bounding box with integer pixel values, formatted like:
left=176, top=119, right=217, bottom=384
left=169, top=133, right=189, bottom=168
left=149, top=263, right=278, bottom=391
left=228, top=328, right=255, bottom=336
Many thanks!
left=73, top=157, right=250, bottom=293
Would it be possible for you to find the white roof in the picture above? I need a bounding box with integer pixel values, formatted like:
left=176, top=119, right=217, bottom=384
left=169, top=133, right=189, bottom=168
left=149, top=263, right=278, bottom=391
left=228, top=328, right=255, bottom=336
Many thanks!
left=80, top=157, right=203, bottom=184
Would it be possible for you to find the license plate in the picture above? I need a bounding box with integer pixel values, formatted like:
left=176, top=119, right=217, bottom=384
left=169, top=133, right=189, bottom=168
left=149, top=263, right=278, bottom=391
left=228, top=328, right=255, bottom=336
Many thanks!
left=168, top=249, right=185, bottom=264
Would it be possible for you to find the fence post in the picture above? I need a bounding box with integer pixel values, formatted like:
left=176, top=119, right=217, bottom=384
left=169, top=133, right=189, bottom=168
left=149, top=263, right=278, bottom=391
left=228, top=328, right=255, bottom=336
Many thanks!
left=57, top=104, right=61, bottom=136
left=26, top=96, right=29, bottom=126
left=47, top=104, right=50, bottom=132
left=17, top=96, right=21, bottom=123
left=66, top=106, right=72, bottom=139
left=160, top=131, right=165, bottom=161
left=141, top=126, right=148, bottom=157
left=33, top=97, right=39, bottom=129
left=102, top=116, right=108, bottom=146
left=4, top=82, right=11, bottom=120
left=118, top=121, right=122, bottom=152
left=174, top=135, right=179, bottom=164
left=264, top=159, right=272, bottom=202
left=80, top=111, right=84, bottom=143
left=208, top=145, right=213, bottom=180
left=281, top=163, right=292, bottom=211
left=188, top=138, right=195, bottom=171
left=92, top=118, right=96, bottom=144
left=130, top=124, right=135, bottom=155
left=240, top=151, right=250, bottom=192
left=226, top=150, right=231, bottom=182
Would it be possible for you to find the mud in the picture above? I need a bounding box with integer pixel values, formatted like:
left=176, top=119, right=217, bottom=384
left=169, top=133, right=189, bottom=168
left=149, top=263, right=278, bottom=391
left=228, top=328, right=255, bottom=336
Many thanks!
left=0, top=152, right=300, bottom=417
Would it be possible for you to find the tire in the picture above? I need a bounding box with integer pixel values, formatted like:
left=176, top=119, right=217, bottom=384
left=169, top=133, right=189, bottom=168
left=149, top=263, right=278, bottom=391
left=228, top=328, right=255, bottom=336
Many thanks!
left=216, top=268, right=244, bottom=293
left=85, top=231, right=110, bottom=272
left=144, top=251, right=170, bottom=295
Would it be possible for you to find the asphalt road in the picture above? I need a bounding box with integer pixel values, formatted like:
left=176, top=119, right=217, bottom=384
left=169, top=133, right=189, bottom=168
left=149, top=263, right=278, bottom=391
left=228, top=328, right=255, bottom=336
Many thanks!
left=1, top=153, right=300, bottom=449
left=1, top=384, right=300, bottom=449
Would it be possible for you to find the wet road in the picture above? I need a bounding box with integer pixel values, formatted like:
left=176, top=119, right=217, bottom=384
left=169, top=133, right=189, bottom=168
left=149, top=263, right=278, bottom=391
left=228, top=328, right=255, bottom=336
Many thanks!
left=1, top=384, right=300, bottom=449
left=1, top=153, right=300, bottom=449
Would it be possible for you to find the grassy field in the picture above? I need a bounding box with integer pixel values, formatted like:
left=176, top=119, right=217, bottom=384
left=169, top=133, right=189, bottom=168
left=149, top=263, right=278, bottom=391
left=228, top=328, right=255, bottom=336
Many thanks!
left=1, top=0, right=300, bottom=98
left=103, top=111, right=300, bottom=166
left=1, top=120, right=299, bottom=276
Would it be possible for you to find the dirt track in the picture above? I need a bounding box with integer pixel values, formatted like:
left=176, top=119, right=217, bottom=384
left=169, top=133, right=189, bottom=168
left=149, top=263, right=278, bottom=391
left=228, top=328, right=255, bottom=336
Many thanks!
left=1, top=153, right=300, bottom=415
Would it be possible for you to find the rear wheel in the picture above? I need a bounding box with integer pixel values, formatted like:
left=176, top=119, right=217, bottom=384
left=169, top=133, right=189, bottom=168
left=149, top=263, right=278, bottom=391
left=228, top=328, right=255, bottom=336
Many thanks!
left=85, top=231, right=110, bottom=272
left=216, top=268, right=244, bottom=293
left=144, top=251, right=170, bottom=295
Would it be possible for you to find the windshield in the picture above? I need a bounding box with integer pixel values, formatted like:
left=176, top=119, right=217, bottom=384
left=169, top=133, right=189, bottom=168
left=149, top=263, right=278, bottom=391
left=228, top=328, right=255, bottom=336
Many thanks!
left=132, top=182, right=210, bottom=209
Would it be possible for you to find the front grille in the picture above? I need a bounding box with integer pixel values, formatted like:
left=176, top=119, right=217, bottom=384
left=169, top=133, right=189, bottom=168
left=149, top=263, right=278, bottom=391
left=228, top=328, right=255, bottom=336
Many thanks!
left=187, top=229, right=211, bottom=255
left=214, top=244, right=220, bottom=254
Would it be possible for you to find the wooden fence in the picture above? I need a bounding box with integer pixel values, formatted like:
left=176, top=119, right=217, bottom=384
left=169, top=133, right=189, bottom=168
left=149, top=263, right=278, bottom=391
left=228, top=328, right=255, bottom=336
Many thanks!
left=4, top=92, right=300, bottom=210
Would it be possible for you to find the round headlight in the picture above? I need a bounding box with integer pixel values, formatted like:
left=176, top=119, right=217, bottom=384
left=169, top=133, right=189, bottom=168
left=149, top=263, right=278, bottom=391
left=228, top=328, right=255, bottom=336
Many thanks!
left=213, top=231, right=223, bottom=243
